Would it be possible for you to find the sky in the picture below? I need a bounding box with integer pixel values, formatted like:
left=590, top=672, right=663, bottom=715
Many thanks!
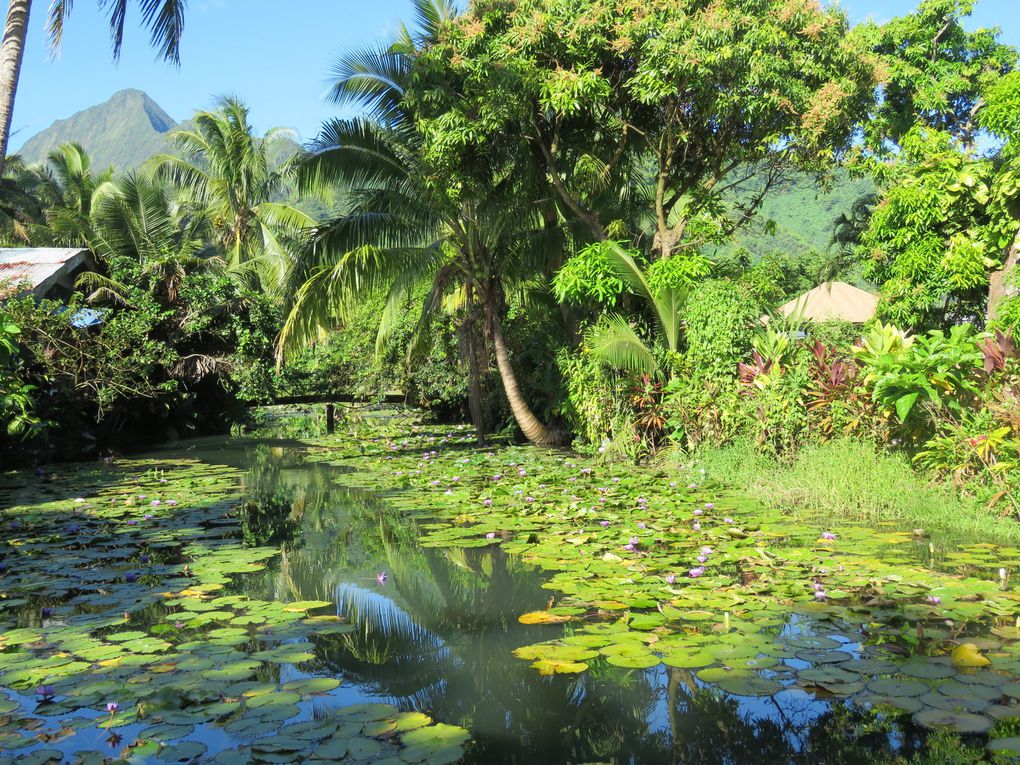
left=9, top=0, right=1020, bottom=153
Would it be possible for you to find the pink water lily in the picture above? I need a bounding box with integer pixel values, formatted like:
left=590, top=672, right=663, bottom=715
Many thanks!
left=688, top=567, right=705, bottom=578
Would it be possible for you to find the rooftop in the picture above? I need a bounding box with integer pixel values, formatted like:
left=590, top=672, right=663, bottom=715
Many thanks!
left=0, top=248, right=92, bottom=296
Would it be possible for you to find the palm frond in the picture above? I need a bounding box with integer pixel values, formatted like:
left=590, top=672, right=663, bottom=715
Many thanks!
left=587, top=315, right=659, bottom=376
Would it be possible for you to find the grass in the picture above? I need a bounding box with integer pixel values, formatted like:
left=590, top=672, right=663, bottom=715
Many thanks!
left=662, top=438, right=1020, bottom=546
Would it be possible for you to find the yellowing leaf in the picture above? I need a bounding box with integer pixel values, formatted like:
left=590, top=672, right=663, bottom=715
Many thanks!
left=951, top=642, right=990, bottom=668
left=518, top=611, right=572, bottom=625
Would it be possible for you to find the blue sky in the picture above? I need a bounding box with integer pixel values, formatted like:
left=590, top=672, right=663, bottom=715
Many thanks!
left=9, top=0, right=1020, bottom=152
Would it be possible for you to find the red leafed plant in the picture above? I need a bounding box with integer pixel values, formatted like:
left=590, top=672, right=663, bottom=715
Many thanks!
left=977, top=329, right=1019, bottom=373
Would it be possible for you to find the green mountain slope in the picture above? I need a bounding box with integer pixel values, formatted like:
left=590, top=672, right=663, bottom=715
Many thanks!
left=17, top=89, right=177, bottom=172
left=723, top=171, right=876, bottom=260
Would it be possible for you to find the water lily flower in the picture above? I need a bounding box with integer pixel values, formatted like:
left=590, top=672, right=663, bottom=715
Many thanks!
left=636, top=522, right=646, bottom=529
left=611, top=477, right=620, bottom=483
left=74, top=498, right=85, bottom=503
left=36, top=685, right=55, bottom=700
left=174, top=621, right=185, bottom=629
left=429, top=480, right=441, bottom=486
left=149, top=500, right=160, bottom=507
left=669, top=482, right=677, bottom=488
left=813, top=581, right=824, bottom=592
left=106, top=702, right=119, bottom=714
left=126, top=520, right=137, bottom=525
left=140, top=554, right=150, bottom=564
left=599, top=520, right=610, bottom=528
left=697, top=555, right=708, bottom=563
left=724, top=517, right=734, bottom=524
left=693, top=508, right=704, bottom=516
left=486, top=532, right=496, bottom=540
left=483, top=498, right=492, bottom=507
left=166, top=500, right=176, bottom=506
left=926, top=595, right=941, bottom=605
left=492, top=474, right=502, bottom=481
left=705, top=503, right=714, bottom=510
left=688, top=483, right=697, bottom=489
left=376, top=572, right=389, bottom=585
left=629, top=536, right=640, bottom=546
left=623, top=543, right=636, bottom=551
left=688, top=567, right=705, bottom=578
left=821, top=532, right=837, bottom=540
left=692, top=522, right=701, bottom=532
left=525, top=496, right=535, bottom=503
left=665, top=574, right=676, bottom=585
left=124, top=573, right=137, bottom=583
left=452, top=476, right=460, bottom=482
left=143, top=514, right=153, bottom=521
left=814, top=590, right=827, bottom=600
left=700, top=546, right=713, bottom=555
left=41, top=607, right=52, bottom=618
left=1001, top=568, right=1009, bottom=582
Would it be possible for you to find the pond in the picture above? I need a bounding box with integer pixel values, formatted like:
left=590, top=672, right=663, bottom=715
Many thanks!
left=3, top=408, right=1020, bottom=764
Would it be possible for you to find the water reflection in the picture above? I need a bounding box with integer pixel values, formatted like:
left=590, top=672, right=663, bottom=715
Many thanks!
left=217, top=439, right=969, bottom=765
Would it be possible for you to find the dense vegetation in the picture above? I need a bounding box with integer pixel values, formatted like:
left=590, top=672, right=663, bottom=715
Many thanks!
left=1, top=0, right=1019, bottom=513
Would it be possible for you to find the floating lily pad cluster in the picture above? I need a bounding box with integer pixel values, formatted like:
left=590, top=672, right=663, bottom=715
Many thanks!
left=0, top=456, right=469, bottom=764
left=302, top=420, right=1020, bottom=746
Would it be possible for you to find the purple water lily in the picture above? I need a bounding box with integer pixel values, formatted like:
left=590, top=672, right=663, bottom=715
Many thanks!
left=41, top=607, right=52, bottom=618
left=483, top=498, right=492, bottom=507
left=486, top=532, right=496, bottom=540
left=599, top=520, right=610, bottom=528
left=36, top=685, right=55, bottom=700
left=926, top=595, right=941, bottom=605
left=693, top=508, right=704, bottom=516
left=376, top=572, right=389, bottom=585
left=688, top=567, right=705, bottom=578
left=704, top=503, right=714, bottom=510
left=665, top=574, right=676, bottom=585
left=821, top=532, right=837, bottom=540
left=106, top=702, right=119, bottom=714
left=124, top=572, right=137, bottom=583
left=814, top=590, right=827, bottom=600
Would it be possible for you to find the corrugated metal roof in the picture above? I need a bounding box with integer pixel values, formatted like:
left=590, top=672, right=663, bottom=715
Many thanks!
left=0, top=248, right=90, bottom=292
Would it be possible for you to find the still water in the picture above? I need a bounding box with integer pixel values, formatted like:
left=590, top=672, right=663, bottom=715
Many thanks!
left=117, top=430, right=960, bottom=765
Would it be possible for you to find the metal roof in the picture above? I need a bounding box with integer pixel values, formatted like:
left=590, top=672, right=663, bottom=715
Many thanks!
left=0, top=248, right=92, bottom=295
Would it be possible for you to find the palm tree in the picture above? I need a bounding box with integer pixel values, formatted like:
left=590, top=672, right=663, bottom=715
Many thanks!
left=587, top=244, right=686, bottom=380
left=77, top=173, right=220, bottom=306
left=280, top=0, right=563, bottom=447
left=0, top=0, right=187, bottom=172
left=34, top=143, right=114, bottom=245
left=149, top=97, right=316, bottom=296
left=0, top=154, right=46, bottom=243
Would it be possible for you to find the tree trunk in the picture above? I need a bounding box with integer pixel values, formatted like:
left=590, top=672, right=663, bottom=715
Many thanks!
left=989, top=226, right=1020, bottom=322
left=485, top=303, right=563, bottom=447
left=0, top=0, right=31, bottom=174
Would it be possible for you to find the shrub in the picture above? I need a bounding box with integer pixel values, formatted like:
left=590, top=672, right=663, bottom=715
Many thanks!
left=683, top=279, right=761, bottom=380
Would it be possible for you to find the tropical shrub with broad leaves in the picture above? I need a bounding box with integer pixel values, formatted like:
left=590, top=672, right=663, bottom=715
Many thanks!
left=0, top=308, right=40, bottom=443
left=853, top=324, right=984, bottom=440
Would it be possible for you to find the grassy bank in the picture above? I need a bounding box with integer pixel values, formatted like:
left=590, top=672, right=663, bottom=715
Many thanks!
left=662, top=439, right=1020, bottom=546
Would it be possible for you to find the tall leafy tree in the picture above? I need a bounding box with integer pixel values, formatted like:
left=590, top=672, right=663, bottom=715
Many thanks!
left=0, top=0, right=187, bottom=173
left=853, top=0, right=1019, bottom=327
left=282, top=0, right=565, bottom=446
left=149, top=97, right=316, bottom=296
left=409, top=0, right=878, bottom=260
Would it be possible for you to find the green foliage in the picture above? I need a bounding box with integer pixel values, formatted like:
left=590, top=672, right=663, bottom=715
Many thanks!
left=683, top=280, right=760, bottom=381
left=806, top=318, right=863, bottom=352
left=855, top=324, right=983, bottom=435
left=552, top=241, right=630, bottom=306
left=684, top=438, right=1020, bottom=542
left=0, top=310, right=39, bottom=439
left=646, top=254, right=713, bottom=295
left=555, top=342, right=627, bottom=453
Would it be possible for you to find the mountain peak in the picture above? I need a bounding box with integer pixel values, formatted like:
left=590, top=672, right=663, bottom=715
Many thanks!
left=17, top=90, right=177, bottom=171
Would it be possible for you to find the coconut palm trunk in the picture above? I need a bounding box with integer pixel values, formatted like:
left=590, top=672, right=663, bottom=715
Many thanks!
left=0, top=0, right=32, bottom=174
left=484, top=301, right=562, bottom=447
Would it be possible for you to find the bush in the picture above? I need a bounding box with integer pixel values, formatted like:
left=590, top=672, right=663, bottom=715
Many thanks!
left=683, top=279, right=761, bottom=381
